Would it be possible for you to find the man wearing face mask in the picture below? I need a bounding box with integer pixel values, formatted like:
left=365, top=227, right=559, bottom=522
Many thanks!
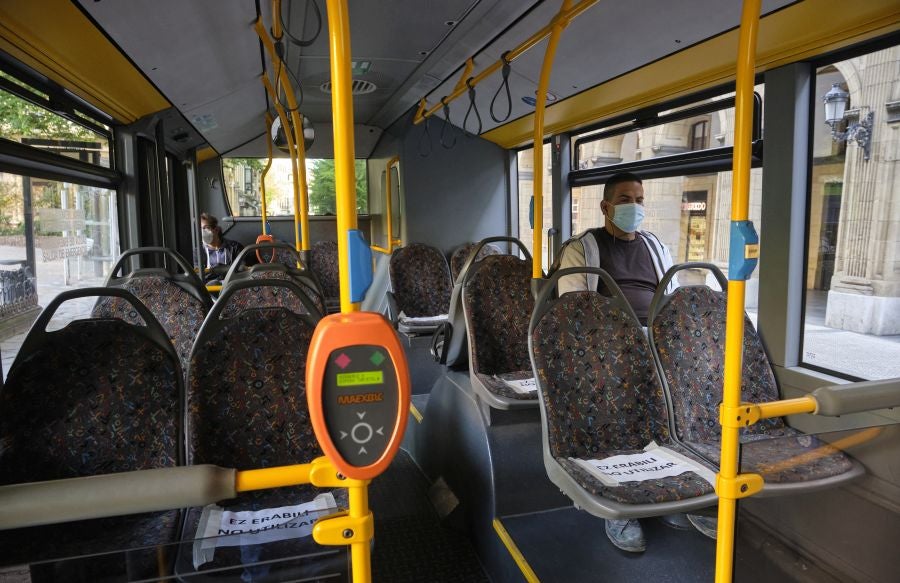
left=558, top=171, right=675, bottom=325
left=200, top=212, right=245, bottom=272
left=558, top=172, right=717, bottom=553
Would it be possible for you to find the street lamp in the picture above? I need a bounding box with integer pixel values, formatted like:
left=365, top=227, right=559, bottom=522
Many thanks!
left=823, top=83, right=873, bottom=161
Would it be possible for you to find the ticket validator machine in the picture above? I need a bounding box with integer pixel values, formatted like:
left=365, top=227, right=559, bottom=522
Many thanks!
left=306, top=311, right=411, bottom=480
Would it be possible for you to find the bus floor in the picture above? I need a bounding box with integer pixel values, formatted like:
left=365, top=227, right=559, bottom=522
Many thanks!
left=369, top=448, right=489, bottom=582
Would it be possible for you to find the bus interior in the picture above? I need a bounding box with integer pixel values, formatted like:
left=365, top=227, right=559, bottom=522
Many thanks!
left=0, top=0, right=899, bottom=581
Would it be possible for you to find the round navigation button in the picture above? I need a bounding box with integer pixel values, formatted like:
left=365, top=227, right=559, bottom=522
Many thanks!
left=351, top=422, right=374, bottom=444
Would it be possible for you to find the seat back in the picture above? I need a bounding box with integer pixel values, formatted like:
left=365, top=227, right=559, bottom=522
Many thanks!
left=463, top=252, right=536, bottom=406
left=309, top=240, right=340, bottom=311
left=648, top=263, right=784, bottom=444
left=441, top=237, right=529, bottom=368
left=187, top=279, right=322, bottom=499
left=449, top=242, right=501, bottom=282
left=389, top=243, right=452, bottom=317
left=92, top=247, right=211, bottom=373
left=221, top=243, right=326, bottom=318
left=0, top=288, right=183, bottom=564
left=530, top=268, right=672, bottom=458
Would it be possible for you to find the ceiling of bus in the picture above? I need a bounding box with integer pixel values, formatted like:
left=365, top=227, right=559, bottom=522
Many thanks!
left=73, top=0, right=799, bottom=158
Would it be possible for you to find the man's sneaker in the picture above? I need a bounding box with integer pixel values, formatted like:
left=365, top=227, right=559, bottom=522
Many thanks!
left=659, top=512, right=694, bottom=529
left=687, top=514, right=718, bottom=540
left=605, top=519, right=646, bottom=553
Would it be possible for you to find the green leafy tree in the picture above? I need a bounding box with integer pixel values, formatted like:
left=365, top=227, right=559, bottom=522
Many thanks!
left=308, top=159, right=367, bottom=215
left=0, top=88, right=97, bottom=142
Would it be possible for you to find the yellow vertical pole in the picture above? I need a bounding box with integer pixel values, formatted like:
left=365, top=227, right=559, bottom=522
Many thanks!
left=716, top=1, right=761, bottom=582
left=262, top=74, right=302, bottom=252
left=255, top=18, right=310, bottom=252
left=531, top=0, right=571, bottom=278
left=324, top=2, right=368, bottom=581
left=326, top=0, right=360, bottom=315
left=260, top=113, right=274, bottom=234
left=385, top=156, right=399, bottom=251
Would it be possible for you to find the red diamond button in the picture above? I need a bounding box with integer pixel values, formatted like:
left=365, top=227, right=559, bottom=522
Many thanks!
left=334, top=353, right=351, bottom=369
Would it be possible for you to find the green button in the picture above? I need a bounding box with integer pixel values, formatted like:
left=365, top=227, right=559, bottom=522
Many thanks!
left=370, top=351, right=385, bottom=366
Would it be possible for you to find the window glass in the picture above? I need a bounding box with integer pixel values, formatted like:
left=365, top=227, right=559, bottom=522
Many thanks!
left=802, top=45, right=900, bottom=380
left=0, top=173, right=118, bottom=377
left=0, top=74, right=111, bottom=168
left=517, top=143, right=552, bottom=271
left=574, top=84, right=764, bottom=170
left=223, top=158, right=368, bottom=217
left=572, top=169, right=763, bottom=301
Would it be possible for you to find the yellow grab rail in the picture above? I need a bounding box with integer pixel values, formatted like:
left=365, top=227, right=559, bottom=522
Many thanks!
left=371, top=156, right=402, bottom=254
left=716, top=1, right=761, bottom=581
left=413, top=0, right=598, bottom=124
left=255, top=18, right=311, bottom=252
left=531, top=0, right=571, bottom=279
left=261, top=74, right=303, bottom=253
left=327, top=0, right=360, bottom=315
left=260, top=112, right=274, bottom=234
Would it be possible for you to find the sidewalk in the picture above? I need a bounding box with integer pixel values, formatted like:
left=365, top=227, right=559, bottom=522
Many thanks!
left=1, top=250, right=105, bottom=378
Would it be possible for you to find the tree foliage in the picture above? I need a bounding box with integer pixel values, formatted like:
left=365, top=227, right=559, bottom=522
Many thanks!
left=308, top=159, right=367, bottom=215
left=0, top=90, right=97, bottom=142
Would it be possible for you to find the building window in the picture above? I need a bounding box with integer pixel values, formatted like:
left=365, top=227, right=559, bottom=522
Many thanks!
left=517, top=143, right=552, bottom=271
left=801, top=43, right=900, bottom=381
left=690, top=120, right=709, bottom=151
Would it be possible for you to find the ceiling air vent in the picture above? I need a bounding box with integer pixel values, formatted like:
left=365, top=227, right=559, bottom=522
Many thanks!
left=319, top=79, right=377, bottom=95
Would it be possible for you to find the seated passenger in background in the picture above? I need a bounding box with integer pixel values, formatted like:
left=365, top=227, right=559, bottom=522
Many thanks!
left=556, top=171, right=716, bottom=552
left=558, top=171, right=674, bottom=326
left=200, top=212, right=245, bottom=280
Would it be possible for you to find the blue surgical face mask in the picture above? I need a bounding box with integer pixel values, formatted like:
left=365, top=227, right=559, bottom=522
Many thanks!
left=609, top=202, right=645, bottom=233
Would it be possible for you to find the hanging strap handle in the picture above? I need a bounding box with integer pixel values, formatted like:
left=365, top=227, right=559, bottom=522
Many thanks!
left=463, top=78, right=483, bottom=137
left=439, top=97, right=457, bottom=149
left=417, top=116, right=432, bottom=157
left=490, top=51, right=513, bottom=123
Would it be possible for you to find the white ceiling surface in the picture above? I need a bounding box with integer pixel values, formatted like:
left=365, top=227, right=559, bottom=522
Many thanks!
left=77, top=0, right=793, bottom=159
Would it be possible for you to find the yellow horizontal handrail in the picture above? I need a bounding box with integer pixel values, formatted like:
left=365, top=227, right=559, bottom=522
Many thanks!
left=413, top=0, right=598, bottom=124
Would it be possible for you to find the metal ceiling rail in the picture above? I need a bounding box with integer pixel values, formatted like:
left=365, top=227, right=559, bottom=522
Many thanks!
left=412, top=0, right=599, bottom=125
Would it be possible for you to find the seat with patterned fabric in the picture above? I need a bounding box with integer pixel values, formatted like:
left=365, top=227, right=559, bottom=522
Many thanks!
left=449, top=241, right=501, bottom=282
left=175, top=279, right=347, bottom=581
left=462, top=246, right=538, bottom=410
left=92, top=246, right=212, bottom=374
left=529, top=267, right=718, bottom=519
left=387, top=243, right=452, bottom=335
left=309, top=240, right=340, bottom=313
left=0, top=288, right=184, bottom=576
left=221, top=243, right=326, bottom=318
left=648, top=263, right=863, bottom=493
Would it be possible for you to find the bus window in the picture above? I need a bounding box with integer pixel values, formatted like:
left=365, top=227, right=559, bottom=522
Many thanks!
left=0, top=71, right=112, bottom=168
left=802, top=42, right=900, bottom=381
left=572, top=168, right=764, bottom=300
left=517, top=143, right=552, bottom=271
left=222, top=158, right=368, bottom=217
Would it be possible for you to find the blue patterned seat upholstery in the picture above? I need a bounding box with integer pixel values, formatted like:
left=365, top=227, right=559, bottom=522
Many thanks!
left=0, top=304, right=182, bottom=573
left=650, top=285, right=854, bottom=483
left=531, top=291, right=716, bottom=505
left=310, top=241, right=340, bottom=311
left=389, top=243, right=452, bottom=317
left=220, top=269, right=325, bottom=318
left=177, top=284, right=346, bottom=579
left=450, top=242, right=501, bottom=282
left=463, top=255, right=536, bottom=402
left=93, top=276, right=208, bottom=374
